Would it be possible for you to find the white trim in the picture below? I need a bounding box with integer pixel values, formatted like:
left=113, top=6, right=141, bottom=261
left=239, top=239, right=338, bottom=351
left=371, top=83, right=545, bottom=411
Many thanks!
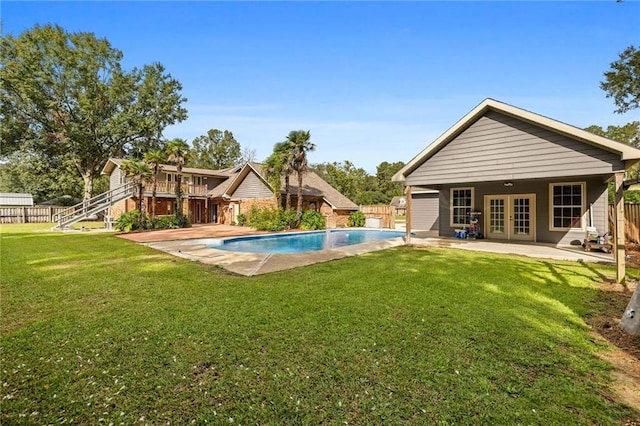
left=484, top=193, right=536, bottom=241
left=548, top=181, right=586, bottom=232
left=450, top=187, right=474, bottom=227
left=392, top=98, right=640, bottom=182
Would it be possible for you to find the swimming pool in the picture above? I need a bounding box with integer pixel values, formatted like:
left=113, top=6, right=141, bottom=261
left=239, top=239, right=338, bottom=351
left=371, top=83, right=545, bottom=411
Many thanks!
left=206, top=229, right=406, bottom=254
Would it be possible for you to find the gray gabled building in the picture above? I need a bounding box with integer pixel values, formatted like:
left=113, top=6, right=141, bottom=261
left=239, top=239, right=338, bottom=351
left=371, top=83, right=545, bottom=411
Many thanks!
left=393, top=98, right=640, bottom=249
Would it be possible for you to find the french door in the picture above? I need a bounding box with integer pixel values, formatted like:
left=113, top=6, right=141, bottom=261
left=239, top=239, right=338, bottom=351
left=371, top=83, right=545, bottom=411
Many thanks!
left=484, top=194, right=536, bottom=241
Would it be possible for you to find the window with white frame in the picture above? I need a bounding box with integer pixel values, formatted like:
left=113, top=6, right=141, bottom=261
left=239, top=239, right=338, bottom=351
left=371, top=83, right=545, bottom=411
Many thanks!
left=450, top=187, right=473, bottom=226
left=550, top=182, right=585, bottom=230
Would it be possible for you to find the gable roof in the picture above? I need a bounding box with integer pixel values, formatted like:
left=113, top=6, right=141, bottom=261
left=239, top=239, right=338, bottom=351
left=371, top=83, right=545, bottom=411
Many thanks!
left=101, top=158, right=236, bottom=178
left=213, top=162, right=359, bottom=210
left=390, top=196, right=405, bottom=207
left=393, top=98, right=640, bottom=182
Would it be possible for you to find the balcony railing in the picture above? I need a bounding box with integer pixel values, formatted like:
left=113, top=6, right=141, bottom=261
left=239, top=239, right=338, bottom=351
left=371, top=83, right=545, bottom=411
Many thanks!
left=143, top=181, right=208, bottom=197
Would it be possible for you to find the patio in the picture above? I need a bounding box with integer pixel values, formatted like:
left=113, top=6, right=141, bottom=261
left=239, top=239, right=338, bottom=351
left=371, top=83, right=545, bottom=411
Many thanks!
left=117, top=224, right=615, bottom=276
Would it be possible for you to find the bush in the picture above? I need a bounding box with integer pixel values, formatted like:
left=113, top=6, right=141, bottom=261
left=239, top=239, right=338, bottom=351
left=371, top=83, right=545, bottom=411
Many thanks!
left=151, top=215, right=190, bottom=230
left=347, top=211, right=366, bottom=227
left=116, top=211, right=191, bottom=232
left=115, top=210, right=148, bottom=232
left=236, top=213, right=246, bottom=226
left=244, top=207, right=297, bottom=231
left=300, top=210, right=326, bottom=230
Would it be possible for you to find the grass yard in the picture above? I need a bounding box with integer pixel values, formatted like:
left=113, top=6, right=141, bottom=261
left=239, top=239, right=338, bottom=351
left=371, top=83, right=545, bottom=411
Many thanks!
left=1, top=224, right=639, bottom=424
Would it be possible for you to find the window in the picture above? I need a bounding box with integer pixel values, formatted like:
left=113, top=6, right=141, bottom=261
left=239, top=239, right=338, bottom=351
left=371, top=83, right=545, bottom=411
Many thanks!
left=550, top=183, right=584, bottom=230
left=450, top=187, right=473, bottom=226
left=166, top=173, right=175, bottom=182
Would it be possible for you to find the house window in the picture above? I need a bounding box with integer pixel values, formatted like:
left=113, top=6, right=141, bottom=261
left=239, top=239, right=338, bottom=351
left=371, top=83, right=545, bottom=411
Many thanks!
left=450, top=187, right=473, bottom=226
left=166, top=173, right=176, bottom=182
left=550, top=182, right=585, bottom=230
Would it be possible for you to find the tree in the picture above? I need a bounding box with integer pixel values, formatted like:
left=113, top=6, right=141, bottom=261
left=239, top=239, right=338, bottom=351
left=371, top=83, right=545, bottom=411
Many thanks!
left=239, top=146, right=257, bottom=165
left=601, top=45, right=640, bottom=114
left=264, top=141, right=294, bottom=209
left=0, top=24, right=187, bottom=200
left=187, top=129, right=241, bottom=169
left=166, top=138, right=190, bottom=219
left=143, top=149, right=167, bottom=221
left=287, top=130, right=316, bottom=221
left=376, top=161, right=406, bottom=201
left=120, top=159, right=153, bottom=230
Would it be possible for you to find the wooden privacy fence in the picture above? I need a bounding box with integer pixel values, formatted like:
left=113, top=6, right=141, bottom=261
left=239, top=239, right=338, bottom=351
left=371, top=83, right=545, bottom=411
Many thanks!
left=608, top=204, right=640, bottom=243
left=359, top=205, right=396, bottom=229
left=0, top=206, right=67, bottom=224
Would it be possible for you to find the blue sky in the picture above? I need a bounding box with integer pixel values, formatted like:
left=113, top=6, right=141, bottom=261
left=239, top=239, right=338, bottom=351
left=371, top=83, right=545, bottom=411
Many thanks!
left=3, top=1, right=639, bottom=173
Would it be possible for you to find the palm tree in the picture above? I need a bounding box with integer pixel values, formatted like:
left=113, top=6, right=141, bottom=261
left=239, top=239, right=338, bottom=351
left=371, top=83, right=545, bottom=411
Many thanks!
left=287, top=130, right=315, bottom=221
left=143, top=149, right=166, bottom=222
left=264, top=141, right=295, bottom=209
left=120, top=159, right=153, bottom=230
left=165, top=138, right=189, bottom=219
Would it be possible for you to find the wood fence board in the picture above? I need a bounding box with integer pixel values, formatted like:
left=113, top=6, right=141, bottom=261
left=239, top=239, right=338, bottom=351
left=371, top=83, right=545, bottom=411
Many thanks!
left=608, top=204, right=640, bottom=243
left=0, top=207, right=67, bottom=224
left=359, top=205, right=395, bottom=229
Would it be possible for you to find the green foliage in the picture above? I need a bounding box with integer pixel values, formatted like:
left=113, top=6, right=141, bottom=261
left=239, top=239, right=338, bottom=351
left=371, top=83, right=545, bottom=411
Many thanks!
left=625, top=191, right=640, bottom=204
left=286, top=130, right=316, bottom=218
left=151, top=214, right=190, bottom=230
left=236, top=213, right=247, bottom=226
left=187, top=129, right=241, bottom=169
left=115, top=210, right=190, bottom=232
left=586, top=122, right=639, bottom=182
left=264, top=141, right=295, bottom=208
left=347, top=210, right=366, bottom=227
left=601, top=45, right=640, bottom=114
left=245, top=206, right=297, bottom=231
left=0, top=150, right=84, bottom=203
left=376, top=161, right=405, bottom=199
left=299, top=210, right=326, bottom=230
left=0, top=24, right=187, bottom=199
left=310, top=160, right=405, bottom=206
left=114, top=210, right=148, bottom=232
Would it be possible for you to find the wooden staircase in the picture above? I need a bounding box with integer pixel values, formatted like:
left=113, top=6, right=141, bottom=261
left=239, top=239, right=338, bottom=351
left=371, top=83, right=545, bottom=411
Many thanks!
left=52, top=182, right=135, bottom=230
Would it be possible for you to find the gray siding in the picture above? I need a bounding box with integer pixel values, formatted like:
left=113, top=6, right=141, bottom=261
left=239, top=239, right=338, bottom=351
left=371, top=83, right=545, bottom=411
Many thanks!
left=411, top=193, right=439, bottom=231
left=434, top=177, right=608, bottom=245
left=109, top=168, right=125, bottom=190
left=406, top=111, right=624, bottom=186
left=232, top=171, right=273, bottom=199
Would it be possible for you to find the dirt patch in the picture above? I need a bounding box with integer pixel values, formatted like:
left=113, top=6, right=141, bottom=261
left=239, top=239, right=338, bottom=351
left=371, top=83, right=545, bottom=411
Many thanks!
left=585, top=277, right=640, bottom=417
left=627, top=242, right=640, bottom=269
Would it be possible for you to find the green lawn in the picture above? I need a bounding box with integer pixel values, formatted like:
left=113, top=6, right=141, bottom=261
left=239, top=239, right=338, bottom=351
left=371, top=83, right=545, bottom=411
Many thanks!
left=1, top=223, right=638, bottom=424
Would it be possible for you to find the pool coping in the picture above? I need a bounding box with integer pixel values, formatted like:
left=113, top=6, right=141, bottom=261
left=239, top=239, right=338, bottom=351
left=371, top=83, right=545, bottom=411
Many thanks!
left=146, top=231, right=407, bottom=276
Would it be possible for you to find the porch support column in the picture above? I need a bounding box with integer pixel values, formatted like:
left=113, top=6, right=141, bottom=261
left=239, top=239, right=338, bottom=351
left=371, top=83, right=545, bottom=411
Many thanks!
left=614, top=172, right=626, bottom=284
left=405, top=185, right=412, bottom=245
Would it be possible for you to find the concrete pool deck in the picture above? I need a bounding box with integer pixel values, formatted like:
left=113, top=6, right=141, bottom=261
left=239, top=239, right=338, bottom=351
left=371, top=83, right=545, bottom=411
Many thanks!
left=118, top=224, right=616, bottom=276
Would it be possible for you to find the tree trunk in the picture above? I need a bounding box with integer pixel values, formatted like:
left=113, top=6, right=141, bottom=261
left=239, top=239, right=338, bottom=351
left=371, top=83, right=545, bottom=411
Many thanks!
left=82, top=172, right=94, bottom=201
left=296, top=170, right=303, bottom=220
left=138, top=182, right=145, bottom=229
left=285, top=175, right=291, bottom=211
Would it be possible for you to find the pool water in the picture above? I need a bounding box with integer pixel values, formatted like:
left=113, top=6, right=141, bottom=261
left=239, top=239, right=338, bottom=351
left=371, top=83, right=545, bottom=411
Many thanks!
left=207, top=229, right=405, bottom=254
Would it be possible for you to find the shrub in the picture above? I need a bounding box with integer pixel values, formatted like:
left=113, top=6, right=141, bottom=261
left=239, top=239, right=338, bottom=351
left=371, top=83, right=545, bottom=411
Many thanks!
left=300, top=210, right=326, bottom=230
left=244, top=207, right=297, bottom=231
left=150, top=215, right=190, bottom=230
left=347, top=211, right=366, bottom=227
left=115, top=210, right=148, bottom=232
left=236, top=213, right=246, bottom=226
